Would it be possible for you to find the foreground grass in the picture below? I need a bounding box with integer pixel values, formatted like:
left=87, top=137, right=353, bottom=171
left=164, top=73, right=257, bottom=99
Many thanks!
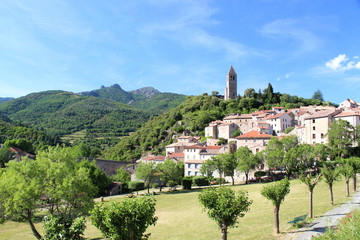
left=0, top=178, right=356, bottom=240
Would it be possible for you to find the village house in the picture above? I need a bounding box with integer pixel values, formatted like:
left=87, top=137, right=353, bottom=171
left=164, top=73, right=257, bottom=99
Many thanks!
left=184, top=145, right=226, bottom=177
left=263, top=112, right=293, bottom=135
left=303, top=109, right=342, bottom=144
left=235, top=130, right=272, bottom=154
left=334, top=110, right=360, bottom=128
left=223, top=114, right=254, bottom=134
left=204, top=120, right=238, bottom=139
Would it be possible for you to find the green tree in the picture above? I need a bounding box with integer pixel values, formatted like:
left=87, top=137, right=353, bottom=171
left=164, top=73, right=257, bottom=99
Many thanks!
left=90, top=197, right=158, bottom=240
left=208, top=155, right=226, bottom=185
left=328, top=119, right=353, bottom=158
left=198, top=187, right=252, bottom=240
left=235, top=146, right=259, bottom=184
left=157, top=159, right=184, bottom=187
left=113, top=167, right=131, bottom=184
left=0, top=146, right=96, bottom=239
left=264, top=137, right=284, bottom=171
left=0, top=147, right=14, bottom=168
left=312, top=90, right=324, bottom=102
left=3, top=138, right=34, bottom=154
left=340, top=157, right=359, bottom=197
left=77, top=159, right=111, bottom=196
left=265, top=83, right=274, bottom=103
left=223, top=153, right=237, bottom=185
left=299, top=173, right=322, bottom=218
left=136, top=162, right=157, bottom=193
left=321, top=161, right=341, bottom=205
left=261, top=178, right=290, bottom=234
left=200, top=159, right=216, bottom=178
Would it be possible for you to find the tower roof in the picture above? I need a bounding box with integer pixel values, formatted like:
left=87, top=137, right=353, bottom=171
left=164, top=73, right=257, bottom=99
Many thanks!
left=228, top=65, right=237, bottom=75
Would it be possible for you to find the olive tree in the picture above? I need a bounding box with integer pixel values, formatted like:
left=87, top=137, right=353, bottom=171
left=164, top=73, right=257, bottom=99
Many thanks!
left=198, top=187, right=252, bottom=240
left=321, top=161, right=341, bottom=205
left=136, top=162, right=157, bottom=193
left=261, top=178, right=290, bottom=234
left=90, top=196, right=158, bottom=240
left=299, top=173, right=321, bottom=218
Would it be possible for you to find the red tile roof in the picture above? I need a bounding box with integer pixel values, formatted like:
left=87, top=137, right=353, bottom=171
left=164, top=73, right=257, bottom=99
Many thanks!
left=335, top=111, right=360, bottom=117
left=236, top=130, right=272, bottom=139
left=142, top=155, right=166, bottom=161
left=263, top=112, right=286, bottom=120
left=168, top=153, right=185, bottom=158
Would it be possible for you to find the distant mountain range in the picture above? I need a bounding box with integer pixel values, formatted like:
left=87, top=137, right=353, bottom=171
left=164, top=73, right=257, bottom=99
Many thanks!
left=0, top=85, right=186, bottom=141
left=0, top=97, right=14, bottom=103
left=78, top=84, right=186, bottom=113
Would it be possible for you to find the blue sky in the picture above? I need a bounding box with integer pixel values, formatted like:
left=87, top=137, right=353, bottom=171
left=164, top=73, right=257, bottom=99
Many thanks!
left=0, top=0, right=360, bottom=104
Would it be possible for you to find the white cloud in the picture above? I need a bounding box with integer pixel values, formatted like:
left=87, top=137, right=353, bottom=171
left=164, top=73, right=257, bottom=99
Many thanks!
left=276, top=72, right=294, bottom=81
left=325, top=54, right=360, bottom=71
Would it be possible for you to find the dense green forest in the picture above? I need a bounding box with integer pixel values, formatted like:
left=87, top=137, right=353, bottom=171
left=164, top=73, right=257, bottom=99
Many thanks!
left=104, top=85, right=333, bottom=161
left=0, top=119, right=58, bottom=150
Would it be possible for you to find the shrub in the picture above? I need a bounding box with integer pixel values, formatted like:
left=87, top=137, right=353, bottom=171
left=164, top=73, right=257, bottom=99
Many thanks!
left=43, top=215, right=86, bottom=240
left=254, top=171, right=266, bottom=178
left=182, top=176, right=193, bottom=190
left=193, top=176, right=210, bottom=186
left=90, top=197, right=158, bottom=240
left=152, top=183, right=159, bottom=189
left=129, top=181, right=145, bottom=192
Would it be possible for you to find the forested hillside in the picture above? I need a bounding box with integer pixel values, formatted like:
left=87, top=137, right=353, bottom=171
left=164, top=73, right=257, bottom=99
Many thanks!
left=0, top=119, right=58, bottom=149
left=104, top=85, right=332, bottom=161
left=0, top=91, right=151, bottom=139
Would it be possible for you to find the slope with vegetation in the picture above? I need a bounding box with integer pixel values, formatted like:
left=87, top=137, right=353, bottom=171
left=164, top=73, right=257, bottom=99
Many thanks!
left=0, top=90, right=151, bottom=140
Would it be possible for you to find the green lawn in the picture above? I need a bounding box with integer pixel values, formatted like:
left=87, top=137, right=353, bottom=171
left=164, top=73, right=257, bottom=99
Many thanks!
left=0, top=178, right=356, bottom=240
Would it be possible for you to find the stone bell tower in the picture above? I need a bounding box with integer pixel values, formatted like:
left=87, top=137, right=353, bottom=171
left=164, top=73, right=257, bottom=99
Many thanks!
left=224, top=65, right=237, bottom=100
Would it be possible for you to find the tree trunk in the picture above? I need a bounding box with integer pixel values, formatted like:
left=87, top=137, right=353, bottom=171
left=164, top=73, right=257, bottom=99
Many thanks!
left=274, top=205, right=280, bottom=234
left=221, top=221, right=228, bottom=240
left=231, top=176, right=234, bottom=186
left=27, top=210, right=42, bottom=240
left=309, top=189, right=313, bottom=218
left=353, top=176, right=357, bottom=192
left=329, top=184, right=334, bottom=205
left=245, top=172, right=249, bottom=184
left=147, top=184, right=150, bottom=194
left=346, top=178, right=350, bottom=197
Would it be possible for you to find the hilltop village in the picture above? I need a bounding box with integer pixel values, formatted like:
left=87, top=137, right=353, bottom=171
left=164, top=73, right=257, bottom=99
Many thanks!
left=139, top=66, right=360, bottom=183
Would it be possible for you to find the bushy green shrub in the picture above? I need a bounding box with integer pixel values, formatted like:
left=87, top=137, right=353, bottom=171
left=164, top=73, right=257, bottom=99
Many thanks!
left=182, top=176, right=193, bottom=190
left=90, top=197, right=158, bottom=240
left=193, top=176, right=210, bottom=186
left=152, top=183, right=159, bottom=189
left=43, top=215, right=86, bottom=240
left=254, top=171, right=266, bottom=178
left=129, top=181, right=145, bottom=192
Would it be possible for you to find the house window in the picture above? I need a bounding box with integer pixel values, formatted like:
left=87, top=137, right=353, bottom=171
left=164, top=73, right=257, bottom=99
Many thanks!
left=188, top=171, right=192, bottom=176
left=313, top=119, right=315, bottom=123
left=188, top=163, right=192, bottom=168
left=312, top=134, right=316, bottom=139
left=195, top=172, right=199, bottom=176
left=321, top=133, right=324, bottom=139
left=195, top=164, right=199, bottom=169
left=313, top=126, right=315, bottom=131
left=256, top=148, right=259, bottom=153
left=245, top=139, right=248, bottom=142
left=254, top=139, right=256, bottom=143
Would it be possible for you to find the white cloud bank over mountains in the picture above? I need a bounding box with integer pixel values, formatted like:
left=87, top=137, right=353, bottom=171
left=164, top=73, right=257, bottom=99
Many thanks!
left=326, top=54, right=360, bottom=71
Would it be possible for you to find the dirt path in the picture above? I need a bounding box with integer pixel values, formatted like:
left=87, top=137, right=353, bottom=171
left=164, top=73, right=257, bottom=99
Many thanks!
left=284, top=190, right=360, bottom=239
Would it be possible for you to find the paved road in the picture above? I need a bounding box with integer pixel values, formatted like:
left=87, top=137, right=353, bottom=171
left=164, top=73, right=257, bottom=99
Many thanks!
left=285, top=190, right=360, bottom=239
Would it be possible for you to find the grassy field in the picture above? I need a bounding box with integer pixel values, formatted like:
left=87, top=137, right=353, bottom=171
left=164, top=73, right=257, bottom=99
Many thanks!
left=0, top=178, right=356, bottom=240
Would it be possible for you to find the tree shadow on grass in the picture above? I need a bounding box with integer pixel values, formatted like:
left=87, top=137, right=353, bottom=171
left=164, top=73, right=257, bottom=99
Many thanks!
left=157, top=188, right=205, bottom=195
